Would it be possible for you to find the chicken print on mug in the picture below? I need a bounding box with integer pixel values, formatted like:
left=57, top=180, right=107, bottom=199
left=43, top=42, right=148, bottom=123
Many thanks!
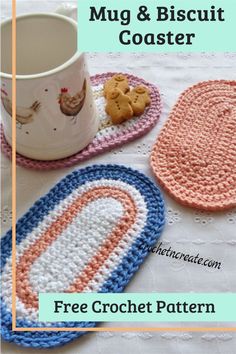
left=1, top=88, right=41, bottom=128
left=58, top=79, right=87, bottom=124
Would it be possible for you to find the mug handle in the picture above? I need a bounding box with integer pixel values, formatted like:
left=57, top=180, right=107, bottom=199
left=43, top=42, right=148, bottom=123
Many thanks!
left=55, top=3, right=77, bottom=21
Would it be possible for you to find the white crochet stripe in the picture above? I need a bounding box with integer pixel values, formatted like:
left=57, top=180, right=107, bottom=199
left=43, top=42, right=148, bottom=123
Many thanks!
left=83, top=195, right=147, bottom=292
left=29, top=198, right=123, bottom=293
left=1, top=179, right=147, bottom=322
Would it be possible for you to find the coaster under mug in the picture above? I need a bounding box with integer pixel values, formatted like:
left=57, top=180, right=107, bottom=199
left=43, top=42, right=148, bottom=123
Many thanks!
left=1, top=73, right=162, bottom=170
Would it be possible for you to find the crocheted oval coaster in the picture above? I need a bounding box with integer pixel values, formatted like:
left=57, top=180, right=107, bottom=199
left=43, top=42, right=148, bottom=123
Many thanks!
left=1, top=165, right=165, bottom=348
left=151, top=80, right=236, bottom=211
left=1, top=73, right=161, bottom=170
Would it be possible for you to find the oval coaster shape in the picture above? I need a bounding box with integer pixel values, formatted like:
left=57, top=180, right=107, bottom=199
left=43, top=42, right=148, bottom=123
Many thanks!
left=1, top=165, right=165, bottom=348
left=151, top=80, right=236, bottom=211
left=1, top=72, right=161, bottom=170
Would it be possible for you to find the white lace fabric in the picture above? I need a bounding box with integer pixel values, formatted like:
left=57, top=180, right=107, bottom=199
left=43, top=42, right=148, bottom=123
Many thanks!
left=1, top=1, right=236, bottom=354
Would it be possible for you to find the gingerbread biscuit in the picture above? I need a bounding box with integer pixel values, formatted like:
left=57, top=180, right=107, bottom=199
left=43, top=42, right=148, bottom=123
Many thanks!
left=105, top=88, right=133, bottom=124
left=127, top=86, right=151, bottom=116
left=104, top=74, right=130, bottom=98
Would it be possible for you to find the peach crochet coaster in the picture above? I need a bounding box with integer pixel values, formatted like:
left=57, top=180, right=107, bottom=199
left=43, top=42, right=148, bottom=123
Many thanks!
left=151, top=80, right=236, bottom=211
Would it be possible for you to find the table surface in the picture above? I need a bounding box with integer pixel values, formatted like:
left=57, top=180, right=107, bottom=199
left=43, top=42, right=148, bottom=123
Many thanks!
left=1, top=1, right=236, bottom=354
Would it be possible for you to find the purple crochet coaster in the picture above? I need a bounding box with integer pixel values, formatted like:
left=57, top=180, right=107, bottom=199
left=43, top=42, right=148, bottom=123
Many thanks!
left=1, top=73, right=161, bottom=170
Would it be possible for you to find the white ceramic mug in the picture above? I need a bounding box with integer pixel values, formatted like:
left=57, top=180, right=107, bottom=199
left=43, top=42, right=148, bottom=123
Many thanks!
left=0, top=12, right=98, bottom=160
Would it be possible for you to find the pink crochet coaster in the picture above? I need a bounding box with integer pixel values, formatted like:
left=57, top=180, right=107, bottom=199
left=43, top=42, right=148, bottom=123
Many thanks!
left=151, top=80, right=236, bottom=211
left=1, top=73, right=161, bottom=170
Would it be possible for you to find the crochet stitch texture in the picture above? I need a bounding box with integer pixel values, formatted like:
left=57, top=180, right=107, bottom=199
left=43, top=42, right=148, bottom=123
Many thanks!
left=1, top=165, right=165, bottom=348
left=1, top=73, right=161, bottom=170
left=151, top=80, right=236, bottom=211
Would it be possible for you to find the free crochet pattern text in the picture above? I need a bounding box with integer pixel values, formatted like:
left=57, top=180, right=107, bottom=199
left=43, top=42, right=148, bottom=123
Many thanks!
left=53, top=299, right=215, bottom=315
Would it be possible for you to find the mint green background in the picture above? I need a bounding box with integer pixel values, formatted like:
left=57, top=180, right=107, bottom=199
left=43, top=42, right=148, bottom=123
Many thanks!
left=39, top=293, right=236, bottom=322
left=77, top=0, right=235, bottom=52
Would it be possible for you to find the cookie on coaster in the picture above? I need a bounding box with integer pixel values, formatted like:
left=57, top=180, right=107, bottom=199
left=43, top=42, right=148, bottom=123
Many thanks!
left=128, top=86, right=151, bottom=116
left=104, top=74, right=130, bottom=97
left=105, top=88, right=133, bottom=124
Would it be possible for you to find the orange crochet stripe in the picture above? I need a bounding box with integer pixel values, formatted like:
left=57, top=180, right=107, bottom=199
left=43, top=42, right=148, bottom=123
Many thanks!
left=151, top=80, right=236, bottom=211
left=16, top=186, right=136, bottom=310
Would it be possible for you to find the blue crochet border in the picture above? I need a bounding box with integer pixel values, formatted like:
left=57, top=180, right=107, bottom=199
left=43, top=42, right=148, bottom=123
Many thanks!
left=1, top=165, right=165, bottom=349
